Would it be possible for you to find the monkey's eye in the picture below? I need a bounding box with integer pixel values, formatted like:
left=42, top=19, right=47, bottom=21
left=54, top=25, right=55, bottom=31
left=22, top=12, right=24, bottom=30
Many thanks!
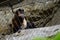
left=20, top=10, right=24, bottom=14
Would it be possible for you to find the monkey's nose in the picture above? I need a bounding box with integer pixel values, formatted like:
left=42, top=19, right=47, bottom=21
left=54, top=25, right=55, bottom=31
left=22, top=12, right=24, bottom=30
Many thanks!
left=19, top=15, right=25, bottom=19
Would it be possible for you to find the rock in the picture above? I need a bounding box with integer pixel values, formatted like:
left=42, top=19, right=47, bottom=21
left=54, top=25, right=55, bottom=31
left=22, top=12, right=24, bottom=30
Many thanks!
left=46, top=8, right=60, bottom=26
left=0, top=7, right=14, bottom=35
left=45, top=1, right=55, bottom=8
left=1, top=25, right=60, bottom=40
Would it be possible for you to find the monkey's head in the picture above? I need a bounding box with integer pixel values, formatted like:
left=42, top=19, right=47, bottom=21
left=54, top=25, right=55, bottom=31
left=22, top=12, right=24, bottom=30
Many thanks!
left=15, top=9, right=24, bottom=15
left=15, top=9, right=25, bottom=19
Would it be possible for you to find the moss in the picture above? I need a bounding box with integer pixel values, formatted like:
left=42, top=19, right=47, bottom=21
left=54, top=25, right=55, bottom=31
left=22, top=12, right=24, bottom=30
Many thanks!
left=53, top=32, right=60, bottom=40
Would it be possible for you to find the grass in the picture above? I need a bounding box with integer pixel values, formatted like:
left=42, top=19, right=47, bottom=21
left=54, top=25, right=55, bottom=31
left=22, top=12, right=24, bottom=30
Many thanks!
left=32, top=32, right=60, bottom=40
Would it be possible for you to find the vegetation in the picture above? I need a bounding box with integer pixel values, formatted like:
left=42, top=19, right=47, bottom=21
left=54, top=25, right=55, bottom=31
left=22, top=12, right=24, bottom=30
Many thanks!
left=32, top=32, right=60, bottom=40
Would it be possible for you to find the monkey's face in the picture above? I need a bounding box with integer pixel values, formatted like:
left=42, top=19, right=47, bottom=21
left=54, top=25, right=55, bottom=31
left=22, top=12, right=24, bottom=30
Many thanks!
left=17, top=11, right=24, bottom=16
left=17, top=11, right=25, bottom=23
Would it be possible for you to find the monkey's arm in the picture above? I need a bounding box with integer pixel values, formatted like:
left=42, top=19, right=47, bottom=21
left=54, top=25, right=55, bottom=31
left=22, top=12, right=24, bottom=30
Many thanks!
left=12, top=18, right=19, bottom=27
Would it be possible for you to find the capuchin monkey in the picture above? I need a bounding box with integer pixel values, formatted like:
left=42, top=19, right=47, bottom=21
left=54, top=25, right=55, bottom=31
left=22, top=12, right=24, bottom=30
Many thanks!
left=12, top=9, right=36, bottom=33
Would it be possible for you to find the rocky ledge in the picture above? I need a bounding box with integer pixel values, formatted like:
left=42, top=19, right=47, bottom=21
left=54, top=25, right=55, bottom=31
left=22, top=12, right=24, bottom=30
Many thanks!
left=0, top=25, right=60, bottom=40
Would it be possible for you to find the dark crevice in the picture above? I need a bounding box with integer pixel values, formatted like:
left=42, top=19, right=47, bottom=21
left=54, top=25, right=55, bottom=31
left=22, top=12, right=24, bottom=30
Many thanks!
left=0, top=0, right=24, bottom=7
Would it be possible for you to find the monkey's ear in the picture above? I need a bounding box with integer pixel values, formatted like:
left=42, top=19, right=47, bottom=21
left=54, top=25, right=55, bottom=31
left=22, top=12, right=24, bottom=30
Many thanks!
left=14, top=10, right=18, bottom=15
